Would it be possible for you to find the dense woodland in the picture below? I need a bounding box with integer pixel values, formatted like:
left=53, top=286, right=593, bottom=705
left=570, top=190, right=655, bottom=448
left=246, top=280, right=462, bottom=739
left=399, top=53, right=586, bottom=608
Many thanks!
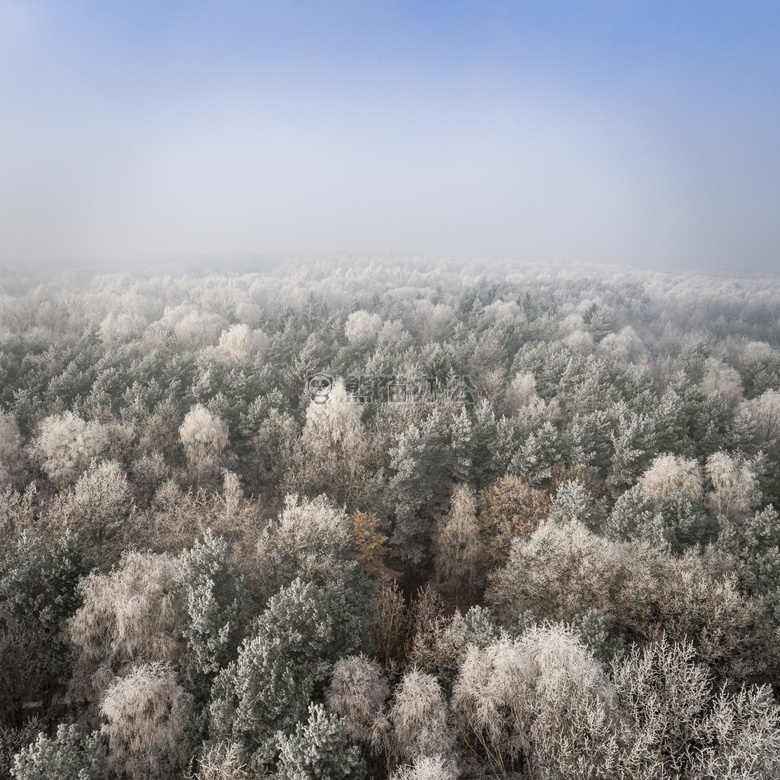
left=2, top=258, right=780, bottom=778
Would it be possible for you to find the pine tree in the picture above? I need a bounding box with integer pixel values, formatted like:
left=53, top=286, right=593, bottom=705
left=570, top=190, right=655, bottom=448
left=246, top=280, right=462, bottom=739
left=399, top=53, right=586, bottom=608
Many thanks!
left=275, top=703, right=366, bottom=780
left=386, top=409, right=454, bottom=566
left=176, top=532, right=246, bottom=745
left=209, top=578, right=366, bottom=770
left=10, top=724, right=105, bottom=780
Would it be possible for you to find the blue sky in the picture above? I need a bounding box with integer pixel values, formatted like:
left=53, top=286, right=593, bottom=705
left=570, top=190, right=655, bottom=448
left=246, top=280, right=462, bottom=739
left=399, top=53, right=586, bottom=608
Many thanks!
left=1, top=1, right=779, bottom=271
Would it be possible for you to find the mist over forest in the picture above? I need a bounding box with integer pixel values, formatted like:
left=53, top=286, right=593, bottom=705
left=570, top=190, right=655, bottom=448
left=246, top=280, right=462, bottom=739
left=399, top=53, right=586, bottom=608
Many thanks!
left=0, top=257, right=779, bottom=778
left=3, top=0, right=780, bottom=774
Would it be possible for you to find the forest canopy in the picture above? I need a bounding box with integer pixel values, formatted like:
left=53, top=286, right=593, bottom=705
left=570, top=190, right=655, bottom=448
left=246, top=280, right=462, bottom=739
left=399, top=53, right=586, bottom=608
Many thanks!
left=2, top=257, right=780, bottom=779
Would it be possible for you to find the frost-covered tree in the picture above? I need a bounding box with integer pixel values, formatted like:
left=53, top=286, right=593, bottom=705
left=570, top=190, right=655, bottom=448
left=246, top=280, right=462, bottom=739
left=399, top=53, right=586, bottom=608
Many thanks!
left=605, top=483, right=713, bottom=553
left=179, top=404, right=229, bottom=476
left=10, top=724, right=105, bottom=780
left=209, top=578, right=365, bottom=769
left=717, top=505, right=780, bottom=621
left=639, top=453, right=704, bottom=501
left=176, top=531, right=246, bottom=745
left=477, top=475, right=549, bottom=566
left=100, top=661, right=187, bottom=780
left=509, top=420, right=563, bottom=486
left=700, top=356, right=744, bottom=407
left=386, top=408, right=454, bottom=566
left=403, top=586, right=466, bottom=685
left=487, top=518, right=627, bottom=625
left=412, top=300, right=454, bottom=344
left=302, top=380, right=364, bottom=449
left=0, top=483, right=36, bottom=554
left=33, top=411, right=109, bottom=485
left=68, top=551, right=182, bottom=707
left=99, top=310, right=147, bottom=345
left=186, top=741, right=252, bottom=780
left=180, top=404, right=229, bottom=464
left=607, top=408, right=657, bottom=494
left=369, top=579, right=408, bottom=672
left=378, top=669, right=454, bottom=769
left=433, top=485, right=482, bottom=595
left=326, top=655, right=389, bottom=744
left=255, top=494, right=359, bottom=600
left=54, top=459, right=132, bottom=551
left=350, top=511, right=396, bottom=580
left=388, top=754, right=457, bottom=780
left=173, top=309, right=229, bottom=349
left=177, top=532, right=245, bottom=688
left=547, top=479, right=606, bottom=532
left=252, top=407, right=299, bottom=499
left=564, top=327, right=595, bottom=353
left=597, top=325, right=644, bottom=362
left=213, top=324, right=268, bottom=363
left=452, top=624, right=617, bottom=778
left=0, top=412, right=23, bottom=490
left=568, top=409, right=615, bottom=477
left=487, top=516, right=774, bottom=682
left=275, top=702, right=366, bottom=780
left=505, top=371, right=547, bottom=422
left=294, top=380, right=372, bottom=507
left=706, top=451, right=762, bottom=517
left=689, top=682, right=780, bottom=779
left=612, top=636, right=780, bottom=779
left=345, top=310, right=383, bottom=345
left=0, top=530, right=88, bottom=727
left=740, top=389, right=780, bottom=445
